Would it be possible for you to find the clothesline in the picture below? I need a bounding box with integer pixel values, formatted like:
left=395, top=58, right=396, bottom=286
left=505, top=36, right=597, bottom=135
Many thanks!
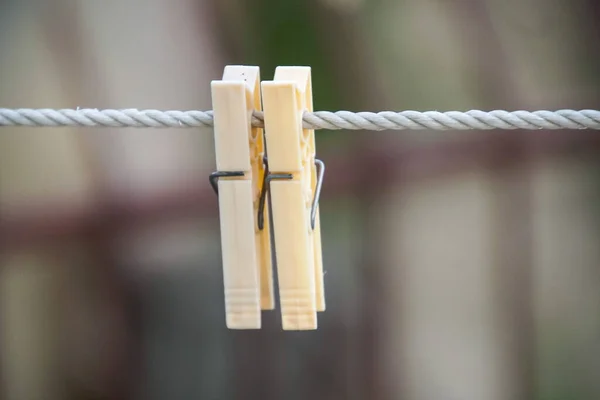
left=1, top=108, right=599, bottom=130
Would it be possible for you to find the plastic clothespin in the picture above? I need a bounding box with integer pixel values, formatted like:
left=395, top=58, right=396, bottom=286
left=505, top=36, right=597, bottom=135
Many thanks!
left=261, top=66, right=326, bottom=331
left=210, top=66, right=274, bottom=329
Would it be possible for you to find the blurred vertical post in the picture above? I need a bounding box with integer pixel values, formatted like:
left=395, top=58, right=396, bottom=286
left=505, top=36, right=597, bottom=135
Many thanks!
left=0, top=1, right=224, bottom=399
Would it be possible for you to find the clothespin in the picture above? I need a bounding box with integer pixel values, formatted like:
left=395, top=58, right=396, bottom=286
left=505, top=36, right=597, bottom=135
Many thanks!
left=261, top=66, right=326, bottom=330
left=210, top=66, right=274, bottom=329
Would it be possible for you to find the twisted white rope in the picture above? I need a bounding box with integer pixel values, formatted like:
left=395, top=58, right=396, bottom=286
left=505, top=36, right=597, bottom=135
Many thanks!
left=0, top=108, right=599, bottom=130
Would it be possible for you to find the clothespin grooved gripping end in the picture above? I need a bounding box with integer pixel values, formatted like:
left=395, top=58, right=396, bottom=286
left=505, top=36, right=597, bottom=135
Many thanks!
left=261, top=66, right=326, bottom=331
left=211, top=66, right=275, bottom=330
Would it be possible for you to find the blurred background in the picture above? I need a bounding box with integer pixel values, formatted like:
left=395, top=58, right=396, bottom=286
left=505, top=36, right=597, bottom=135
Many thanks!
left=1, top=1, right=600, bottom=399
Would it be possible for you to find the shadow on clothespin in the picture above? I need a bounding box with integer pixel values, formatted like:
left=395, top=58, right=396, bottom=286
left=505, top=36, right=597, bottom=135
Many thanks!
left=261, top=66, right=326, bottom=331
left=210, top=66, right=274, bottom=329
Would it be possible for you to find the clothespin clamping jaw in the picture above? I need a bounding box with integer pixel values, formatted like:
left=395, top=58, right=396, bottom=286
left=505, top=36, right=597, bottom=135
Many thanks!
left=261, top=67, right=326, bottom=330
left=210, top=66, right=274, bottom=329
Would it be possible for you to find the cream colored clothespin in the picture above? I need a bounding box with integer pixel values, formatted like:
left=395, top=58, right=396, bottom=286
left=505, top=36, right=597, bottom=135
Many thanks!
left=211, top=66, right=274, bottom=329
left=261, top=66, right=326, bottom=330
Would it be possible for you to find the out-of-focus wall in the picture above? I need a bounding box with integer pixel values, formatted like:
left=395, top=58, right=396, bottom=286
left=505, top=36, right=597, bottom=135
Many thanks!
left=364, top=1, right=600, bottom=399
left=1, top=1, right=600, bottom=400
left=533, top=158, right=600, bottom=399
left=1, top=1, right=224, bottom=399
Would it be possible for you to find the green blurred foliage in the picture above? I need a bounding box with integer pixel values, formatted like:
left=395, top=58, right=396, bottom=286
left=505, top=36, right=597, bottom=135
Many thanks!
left=241, top=0, right=352, bottom=151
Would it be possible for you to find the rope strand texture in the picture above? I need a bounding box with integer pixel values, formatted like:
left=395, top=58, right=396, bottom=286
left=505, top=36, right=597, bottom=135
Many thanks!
left=1, top=108, right=599, bottom=130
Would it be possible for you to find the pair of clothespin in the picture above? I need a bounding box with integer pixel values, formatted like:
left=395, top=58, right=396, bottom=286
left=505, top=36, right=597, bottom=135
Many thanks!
left=210, top=65, right=325, bottom=331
